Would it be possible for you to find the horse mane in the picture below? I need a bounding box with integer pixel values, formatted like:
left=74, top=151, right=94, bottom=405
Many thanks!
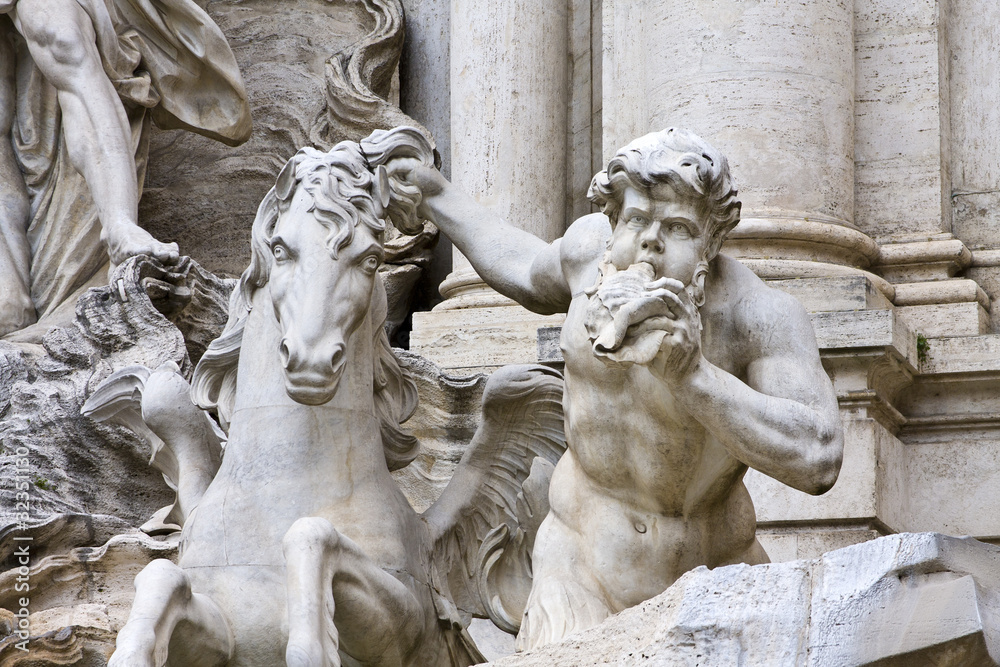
left=191, top=128, right=432, bottom=470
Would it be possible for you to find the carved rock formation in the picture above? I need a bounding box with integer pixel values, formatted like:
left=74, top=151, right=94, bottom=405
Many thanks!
left=140, top=0, right=435, bottom=279
left=391, top=350, right=489, bottom=512
left=0, top=533, right=177, bottom=665
left=0, top=256, right=231, bottom=538
left=492, top=533, right=1000, bottom=666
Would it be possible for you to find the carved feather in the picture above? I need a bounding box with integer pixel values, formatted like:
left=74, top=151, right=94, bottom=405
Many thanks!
left=421, top=364, right=566, bottom=629
left=83, top=361, right=224, bottom=533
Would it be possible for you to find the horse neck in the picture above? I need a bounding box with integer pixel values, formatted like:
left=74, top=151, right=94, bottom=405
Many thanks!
left=233, top=288, right=376, bottom=416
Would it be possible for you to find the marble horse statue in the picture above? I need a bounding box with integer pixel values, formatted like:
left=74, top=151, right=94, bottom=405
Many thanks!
left=84, top=127, right=566, bottom=666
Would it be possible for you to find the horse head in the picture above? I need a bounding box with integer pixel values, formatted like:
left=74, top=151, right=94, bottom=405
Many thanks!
left=224, top=128, right=431, bottom=407
left=248, top=145, right=387, bottom=404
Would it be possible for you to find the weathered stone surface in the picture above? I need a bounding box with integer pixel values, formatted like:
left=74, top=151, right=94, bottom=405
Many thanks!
left=106, top=135, right=563, bottom=666
left=391, top=350, right=487, bottom=512
left=0, top=255, right=231, bottom=535
left=0, top=513, right=131, bottom=571
left=140, top=0, right=430, bottom=279
left=491, top=533, right=1000, bottom=666
left=0, top=532, right=178, bottom=665
left=412, top=305, right=565, bottom=372
left=403, top=126, right=844, bottom=652
left=0, top=0, right=249, bottom=337
left=382, top=221, right=439, bottom=345
left=948, top=0, right=1000, bottom=253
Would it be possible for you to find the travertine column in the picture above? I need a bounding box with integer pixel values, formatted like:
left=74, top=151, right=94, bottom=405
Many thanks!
left=399, top=0, right=454, bottom=295
left=409, top=0, right=569, bottom=369
left=437, top=0, right=569, bottom=309
left=602, top=0, right=887, bottom=296
left=951, top=0, right=1000, bottom=333
left=853, top=0, right=987, bottom=336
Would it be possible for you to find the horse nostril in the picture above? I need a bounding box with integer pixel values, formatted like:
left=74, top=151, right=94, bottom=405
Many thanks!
left=278, top=340, right=291, bottom=368
left=331, top=344, right=345, bottom=373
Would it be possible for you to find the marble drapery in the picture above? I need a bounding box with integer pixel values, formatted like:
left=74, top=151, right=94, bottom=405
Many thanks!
left=3, top=0, right=249, bottom=322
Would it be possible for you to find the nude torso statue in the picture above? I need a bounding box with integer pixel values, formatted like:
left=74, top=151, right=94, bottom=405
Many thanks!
left=391, top=127, right=844, bottom=650
left=535, top=232, right=802, bottom=631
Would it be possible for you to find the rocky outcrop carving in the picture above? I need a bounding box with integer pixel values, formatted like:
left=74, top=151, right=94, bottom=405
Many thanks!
left=0, top=0, right=249, bottom=337
left=389, top=350, right=488, bottom=512
left=0, top=532, right=177, bottom=666
left=492, top=533, right=1000, bottom=666
left=0, top=255, right=231, bottom=536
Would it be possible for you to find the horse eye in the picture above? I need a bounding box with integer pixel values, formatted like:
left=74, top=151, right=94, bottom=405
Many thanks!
left=362, top=256, right=380, bottom=272
left=272, top=244, right=288, bottom=261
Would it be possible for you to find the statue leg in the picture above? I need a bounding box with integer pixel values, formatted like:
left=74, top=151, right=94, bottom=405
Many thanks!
left=0, top=17, right=36, bottom=335
left=10, top=0, right=179, bottom=266
left=282, top=517, right=426, bottom=667
left=110, top=559, right=233, bottom=667
left=140, top=366, right=224, bottom=529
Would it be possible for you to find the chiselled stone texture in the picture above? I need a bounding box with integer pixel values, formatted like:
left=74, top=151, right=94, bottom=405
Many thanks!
left=0, top=256, right=231, bottom=535
left=139, top=0, right=431, bottom=279
left=492, top=533, right=1000, bottom=666
left=390, top=350, right=488, bottom=513
left=0, top=532, right=177, bottom=666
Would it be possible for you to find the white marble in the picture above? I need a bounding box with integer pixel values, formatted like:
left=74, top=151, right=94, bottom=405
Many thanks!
left=393, top=127, right=844, bottom=649
left=0, top=0, right=249, bottom=337
left=107, top=129, right=567, bottom=666
left=82, top=362, right=225, bottom=535
left=491, top=533, right=1000, bottom=666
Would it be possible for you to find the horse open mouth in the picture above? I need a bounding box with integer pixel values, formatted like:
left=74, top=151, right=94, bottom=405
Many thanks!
left=283, top=369, right=343, bottom=405
left=278, top=338, right=347, bottom=405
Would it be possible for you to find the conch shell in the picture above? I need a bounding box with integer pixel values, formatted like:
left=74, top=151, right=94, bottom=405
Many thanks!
left=584, top=262, right=672, bottom=366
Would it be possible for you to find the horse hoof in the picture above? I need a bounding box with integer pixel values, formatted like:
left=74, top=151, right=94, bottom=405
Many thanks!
left=110, top=621, right=162, bottom=667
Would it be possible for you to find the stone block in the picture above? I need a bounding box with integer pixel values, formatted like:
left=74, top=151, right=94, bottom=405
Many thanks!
left=877, top=239, right=973, bottom=283
left=811, top=309, right=916, bottom=365
left=491, top=533, right=1000, bottom=666
left=898, top=302, right=991, bottom=338
left=766, top=275, right=893, bottom=313
left=756, top=524, right=884, bottom=563
left=748, top=417, right=905, bottom=529
left=411, top=306, right=565, bottom=371
left=901, top=438, right=1000, bottom=537
left=893, top=279, right=990, bottom=308
left=536, top=326, right=563, bottom=365
left=968, top=262, right=1000, bottom=334
left=918, top=334, right=1000, bottom=375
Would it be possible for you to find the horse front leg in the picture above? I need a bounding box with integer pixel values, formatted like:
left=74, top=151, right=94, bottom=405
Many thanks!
left=282, top=517, right=426, bottom=667
left=110, top=559, right=233, bottom=667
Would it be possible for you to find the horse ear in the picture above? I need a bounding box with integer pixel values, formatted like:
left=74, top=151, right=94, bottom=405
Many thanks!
left=276, top=160, right=296, bottom=201
left=373, top=165, right=391, bottom=211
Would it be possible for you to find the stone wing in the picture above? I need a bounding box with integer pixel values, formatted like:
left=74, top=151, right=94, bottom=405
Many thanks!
left=83, top=361, right=224, bottom=533
left=421, top=364, right=566, bottom=633
left=82, top=364, right=164, bottom=471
